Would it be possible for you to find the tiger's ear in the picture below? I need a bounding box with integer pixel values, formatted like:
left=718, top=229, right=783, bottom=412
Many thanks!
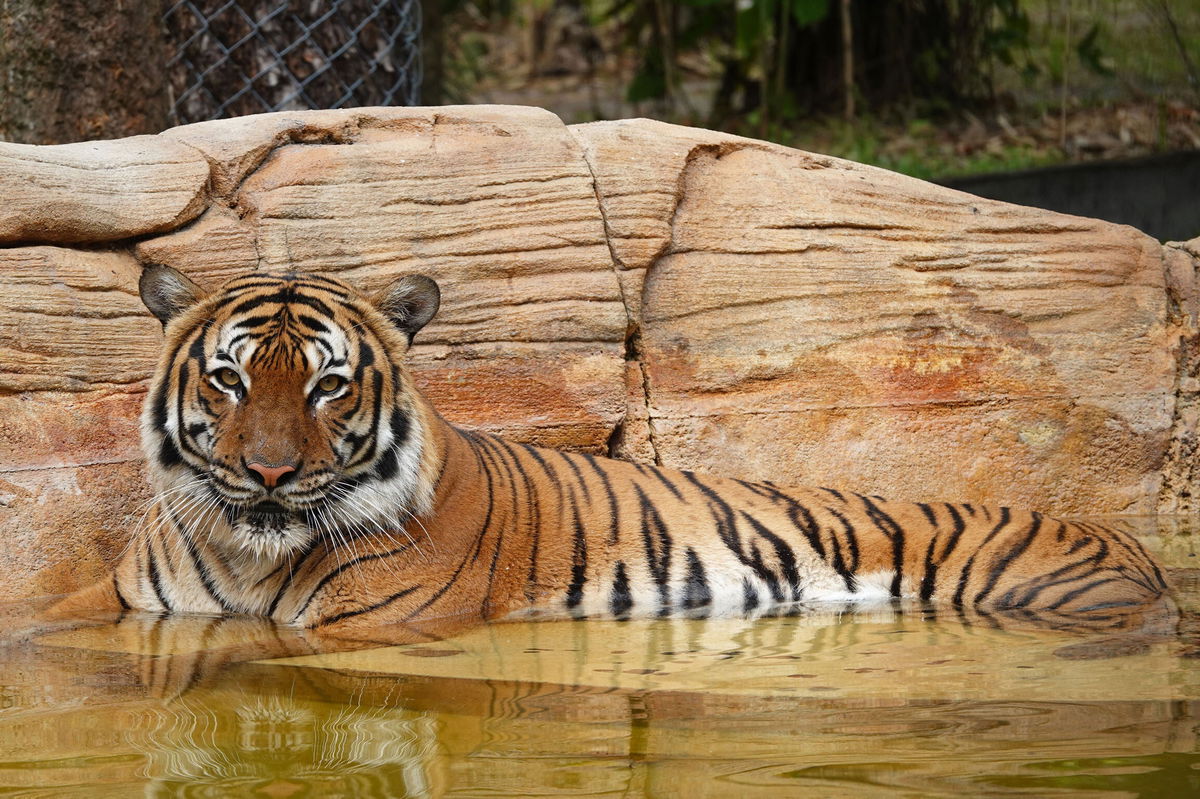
left=373, top=274, right=440, bottom=342
left=139, top=264, right=206, bottom=327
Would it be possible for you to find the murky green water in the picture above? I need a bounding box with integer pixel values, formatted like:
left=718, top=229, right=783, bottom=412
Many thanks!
left=2, top=517, right=1199, bottom=797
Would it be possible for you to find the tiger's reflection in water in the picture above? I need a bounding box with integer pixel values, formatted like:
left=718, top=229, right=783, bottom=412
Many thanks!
left=41, top=613, right=450, bottom=796
left=65, top=591, right=1182, bottom=699
left=135, top=691, right=442, bottom=795
left=7, top=594, right=1195, bottom=796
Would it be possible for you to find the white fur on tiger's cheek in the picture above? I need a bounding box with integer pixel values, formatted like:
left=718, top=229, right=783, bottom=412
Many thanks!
left=324, top=411, right=435, bottom=547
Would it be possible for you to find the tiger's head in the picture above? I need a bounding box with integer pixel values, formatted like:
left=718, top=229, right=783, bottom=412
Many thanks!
left=138, top=266, right=442, bottom=560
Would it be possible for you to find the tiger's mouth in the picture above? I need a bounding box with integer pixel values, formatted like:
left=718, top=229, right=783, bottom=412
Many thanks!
left=239, top=500, right=299, bottom=529
left=226, top=498, right=316, bottom=559
left=247, top=500, right=289, bottom=516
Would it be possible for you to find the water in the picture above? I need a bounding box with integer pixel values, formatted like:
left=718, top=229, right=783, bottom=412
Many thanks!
left=2, top=517, right=1198, bottom=797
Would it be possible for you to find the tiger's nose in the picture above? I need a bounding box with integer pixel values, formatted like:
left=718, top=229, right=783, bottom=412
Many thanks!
left=245, top=460, right=298, bottom=489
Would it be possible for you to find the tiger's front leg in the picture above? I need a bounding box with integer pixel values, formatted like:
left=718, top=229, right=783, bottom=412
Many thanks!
left=268, top=537, right=514, bottom=632
left=43, top=575, right=129, bottom=622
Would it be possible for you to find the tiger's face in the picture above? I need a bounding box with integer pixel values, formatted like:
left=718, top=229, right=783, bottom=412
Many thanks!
left=138, top=266, right=441, bottom=560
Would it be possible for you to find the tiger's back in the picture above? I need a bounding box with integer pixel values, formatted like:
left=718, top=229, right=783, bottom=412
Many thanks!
left=288, top=427, right=1165, bottom=627
left=510, top=443, right=1169, bottom=620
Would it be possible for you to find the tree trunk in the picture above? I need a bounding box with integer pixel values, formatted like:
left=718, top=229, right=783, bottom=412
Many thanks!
left=0, top=0, right=170, bottom=144
left=420, top=0, right=442, bottom=105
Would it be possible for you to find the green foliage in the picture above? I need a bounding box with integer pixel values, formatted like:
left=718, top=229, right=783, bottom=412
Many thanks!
left=1075, top=22, right=1115, bottom=77
left=788, top=115, right=1062, bottom=182
left=598, top=0, right=1038, bottom=124
left=789, top=0, right=829, bottom=27
left=986, top=0, right=1032, bottom=67
left=627, top=56, right=665, bottom=103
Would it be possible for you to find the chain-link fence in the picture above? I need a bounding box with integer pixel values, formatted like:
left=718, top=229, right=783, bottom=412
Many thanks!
left=164, top=0, right=421, bottom=126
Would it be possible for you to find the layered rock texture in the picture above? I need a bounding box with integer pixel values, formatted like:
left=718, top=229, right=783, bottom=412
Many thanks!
left=2, top=105, right=1197, bottom=598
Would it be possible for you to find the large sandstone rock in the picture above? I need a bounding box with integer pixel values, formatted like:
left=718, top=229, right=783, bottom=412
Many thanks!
left=575, top=120, right=1179, bottom=512
left=0, top=137, right=209, bottom=243
left=1, top=105, right=1196, bottom=598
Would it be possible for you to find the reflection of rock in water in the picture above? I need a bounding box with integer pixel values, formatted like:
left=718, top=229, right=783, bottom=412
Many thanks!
left=132, top=690, right=442, bottom=795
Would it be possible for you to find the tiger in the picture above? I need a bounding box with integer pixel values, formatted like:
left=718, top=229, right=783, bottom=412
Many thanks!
left=52, top=266, right=1169, bottom=634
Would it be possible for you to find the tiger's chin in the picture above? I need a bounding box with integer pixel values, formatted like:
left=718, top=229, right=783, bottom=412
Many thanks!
left=231, top=509, right=315, bottom=561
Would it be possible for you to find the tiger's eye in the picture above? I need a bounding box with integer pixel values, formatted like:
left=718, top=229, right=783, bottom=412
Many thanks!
left=217, top=368, right=241, bottom=387
left=317, top=375, right=345, bottom=393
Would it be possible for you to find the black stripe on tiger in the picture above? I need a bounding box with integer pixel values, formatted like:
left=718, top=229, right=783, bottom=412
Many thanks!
left=739, top=510, right=802, bottom=602
left=736, top=481, right=827, bottom=562
left=999, top=532, right=1110, bottom=609
left=952, top=506, right=1013, bottom=606
left=633, top=483, right=673, bottom=613
left=565, top=485, right=588, bottom=613
left=611, top=561, right=633, bottom=617
left=742, top=577, right=760, bottom=612
left=145, top=542, right=172, bottom=612
left=825, top=507, right=861, bottom=584
left=636, top=463, right=687, bottom=503
left=857, top=493, right=907, bottom=597
left=919, top=503, right=967, bottom=602
left=683, top=547, right=711, bottom=610
left=579, top=453, right=622, bottom=545
left=370, top=408, right=410, bottom=482
left=344, top=371, right=386, bottom=469
left=683, top=472, right=797, bottom=602
left=166, top=504, right=231, bottom=612
left=1045, top=576, right=1125, bottom=612
left=225, top=288, right=337, bottom=320
left=470, top=436, right=516, bottom=618
left=973, top=512, right=1043, bottom=606
left=402, top=464, right=494, bottom=623
left=491, top=437, right=544, bottom=603
left=112, top=573, right=130, bottom=610
left=317, top=585, right=420, bottom=628
left=292, top=545, right=417, bottom=625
